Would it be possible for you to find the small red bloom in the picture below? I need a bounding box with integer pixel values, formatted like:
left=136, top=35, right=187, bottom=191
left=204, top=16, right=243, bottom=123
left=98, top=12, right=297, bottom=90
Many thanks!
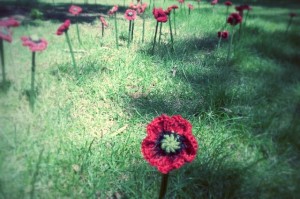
left=129, top=2, right=138, bottom=10
left=170, top=5, right=179, bottom=10
left=290, top=12, right=297, bottom=17
left=178, top=0, right=185, bottom=4
left=164, top=7, right=173, bottom=16
left=99, top=16, right=108, bottom=27
left=69, top=5, right=82, bottom=15
left=21, top=35, right=48, bottom=52
left=211, top=0, right=218, bottom=5
left=137, top=3, right=148, bottom=14
left=124, top=9, right=137, bottom=21
left=141, top=115, right=198, bottom=174
left=0, top=17, right=20, bottom=27
left=218, top=31, right=229, bottom=39
left=224, top=1, right=232, bottom=6
left=227, top=12, right=243, bottom=26
left=153, top=8, right=168, bottom=23
left=188, top=4, right=194, bottom=10
left=108, top=5, right=118, bottom=16
left=0, top=26, right=12, bottom=42
left=56, top=19, right=71, bottom=35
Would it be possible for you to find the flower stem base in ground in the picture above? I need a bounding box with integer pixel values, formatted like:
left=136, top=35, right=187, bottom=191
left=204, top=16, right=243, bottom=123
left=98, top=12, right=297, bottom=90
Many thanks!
left=159, top=173, right=169, bottom=199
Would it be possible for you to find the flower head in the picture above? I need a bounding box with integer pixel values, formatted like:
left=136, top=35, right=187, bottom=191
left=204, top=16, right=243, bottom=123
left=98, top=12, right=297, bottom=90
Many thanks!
left=137, top=3, right=148, bottom=14
left=0, top=17, right=20, bottom=27
left=290, top=12, right=297, bottom=17
left=153, top=8, right=168, bottom=23
left=178, top=0, right=185, bottom=4
left=170, top=5, right=179, bottom=10
left=99, top=16, right=108, bottom=27
left=108, top=5, right=118, bottom=16
left=56, top=19, right=71, bottom=35
left=21, top=35, right=48, bottom=52
left=224, top=1, right=232, bottom=6
left=0, top=26, right=12, bottom=42
left=188, top=4, right=194, bottom=10
left=227, top=12, right=242, bottom=26
left=218, top=31, right=229, bottom=39
left=69, top=5, right=82, bottom=15
left=124, top=9, right=137, bottom=21
left=164, top=7, right=173, bottom=16
left=211, top=0, right=218, bottom=5
left=141, top=114, right=198, bottom=174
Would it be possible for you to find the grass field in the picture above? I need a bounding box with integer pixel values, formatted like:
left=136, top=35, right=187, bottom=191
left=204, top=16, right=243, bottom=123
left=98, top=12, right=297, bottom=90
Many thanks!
left=0, top=0, right=300, bottom=198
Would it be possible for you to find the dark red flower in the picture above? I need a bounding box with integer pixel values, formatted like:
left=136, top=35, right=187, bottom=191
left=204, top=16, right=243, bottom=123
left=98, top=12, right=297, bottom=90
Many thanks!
left=242, top=5, right=252, bottom=11
left=99, top=16, right=108, bottom=27
left=56, top=19, right=71, bottom=35
left=227, top=12, right=243, bottom=26
left=0, top=26, right=12, bottom=42
left=69, top=5, right=82, bottom=15
left=21, top=35, right=48, bottom=52
left=108, top=5, right=118, bottom=16
left=178, top=0, right=185, bottom=4
left=224, top=1, right=232, bottom=6
left=0, top=17, right=20, bottom=27
left=188, top=4, right=194, bottom=10
left=141, top=114, right=198, bottom=174
left=218, top=31, right=229, bottom=39
left=124, top=9, right=137, bottom=21
left=170, top=5, right=179, bottom=9
left=164, top=7, right=173, bottom=16
left=290, top=12, right=297, bottom=17
left=211, top=0, right=218, bottom=5
left=153, top=8, right=168, bottom=23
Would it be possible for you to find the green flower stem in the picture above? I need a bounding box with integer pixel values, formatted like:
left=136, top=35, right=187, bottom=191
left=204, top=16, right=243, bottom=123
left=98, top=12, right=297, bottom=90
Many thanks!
left=227, top=26, right=235, bottom=62
left=114, top=13, right=119, bottom=49
left=142, top=14, right=145, bottom=43
left=101, top=23, right=104, bottom=37
left=65, top=31, right=79, bottom=77
left=226, top=7, right=229, bottom=17
left=188, top=8, right=191, bottom=15
left=75, top=16, right=82, bottom=45
left=238, top=23, right=242, bottom=40
left=159, top=173, right=169, bottom=199
left=244, top=10, right=249, bottom=27
left=168, top=17, right=174, bottom=51
left=158, top=22, right=162, bottom=44
left=152, top=21, right=159, bottom=54
left=31, top=52, right=36, bottom=95
left=0, top=39, right=6, bottom=82
left=217, top=36, right=222, bottom=50
left=131, top=20, right=135, bottom=42
left=286, top=17, right=293, bottom=33
left=128, top=20, right=132, bottom=47
left=173, top=10, right=177, bottom=35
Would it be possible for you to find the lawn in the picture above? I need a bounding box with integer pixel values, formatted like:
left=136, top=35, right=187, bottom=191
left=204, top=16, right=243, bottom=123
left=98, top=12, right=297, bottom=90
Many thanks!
left=0, top=0, right=300, bottom=198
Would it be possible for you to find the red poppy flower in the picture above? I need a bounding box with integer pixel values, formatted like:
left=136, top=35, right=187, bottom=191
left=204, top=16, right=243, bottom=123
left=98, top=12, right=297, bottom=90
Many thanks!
left=56, top=19, right=71, bottom=35
left=218, top=31, right=229, bottom=39
left=21, top=35, right=48, bottom=52
left=69, top=5, right=82, bottom=15
left=211, top=0, right=218, bottom=5
left=164, top=7, right=173, bottom=16
left=170, top=5, right=179, bottom=9
left=224, top=1, right=232, bottom=6
left=129, top=2, right=138, bottom=10
left=108, top=5, right=118, bottom=16
left=0, top=26, right=12, bottom=42
left=178, top=0, right=185, bottom=4
left=124, top=9, right=137, bottom=21
left=188, top=4, right=194, bottom=10
left=137, top=3, right=148, bottom=14
left=242, top=4, right=252, bottom=11
left=0, top=17, right=20, bottom=27
left=99, top=16, right=108, bottom=27
left=227, top=12, right=242, bottom=26
left=153, top=8, right=168, bottom=23
left=290, top=13, right=297, bottom=17
left=141, top=114, right=198, bottom=174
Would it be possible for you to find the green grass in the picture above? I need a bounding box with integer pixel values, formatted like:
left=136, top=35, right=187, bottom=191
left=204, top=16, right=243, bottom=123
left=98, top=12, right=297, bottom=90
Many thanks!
left=1, top=0, right=300, bottom=198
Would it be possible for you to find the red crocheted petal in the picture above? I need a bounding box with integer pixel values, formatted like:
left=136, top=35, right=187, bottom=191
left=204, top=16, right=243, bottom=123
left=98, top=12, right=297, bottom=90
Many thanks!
left=146, top=114, right=173, bottom=137
left=169, top=115, right=192, bottom=136
left=181, top=134, right=198, bottom=162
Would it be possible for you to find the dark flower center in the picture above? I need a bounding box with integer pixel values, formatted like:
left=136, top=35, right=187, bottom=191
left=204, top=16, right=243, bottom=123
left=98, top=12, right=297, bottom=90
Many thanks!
left=156, top=132, right=186, bottom=155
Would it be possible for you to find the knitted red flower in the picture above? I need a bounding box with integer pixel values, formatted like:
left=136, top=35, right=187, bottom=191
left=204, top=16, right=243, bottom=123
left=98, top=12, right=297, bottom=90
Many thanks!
left=0, top=26, right=12, bottom=42
left=137, top=3, right=148, bottom=14
left=141, top=114, right=198, bottom=174
left=56, top=19, right=71, bottom=35
left=178, top=0, right=185, bottom=4
left=224, top=1, right=232, bottom=6
left=124, top=9, right=137, bottom=21
left=99, top=16, right=108, bottom=27
left=218, top=31, right=229, bottom=39
left=227, top=12, right=242, bottom=26
left=170, top=5, right=179, bottom=9
left=211, top=0, right=218, bottom=5
left=108, top=5, right=118, bottom=16
left=188, top=4, right=194, bottom=10
left=0, top=17, right=20, bottom=27
left=69, top=5, right=82, bottom=15
left=290, top=12, right=297, bottom=17
left=21, top=35, right=48, bottom=52
left=164, top=7, right=173, bottom=16
left=153, top=8, right=168, bottom=23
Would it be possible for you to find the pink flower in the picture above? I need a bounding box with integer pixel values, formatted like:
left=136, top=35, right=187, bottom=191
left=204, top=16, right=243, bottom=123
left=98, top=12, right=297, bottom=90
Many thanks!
left=178, top=0, right=184, bottom=4
left=153, top=8, right=168, bottom=23
left=227, top=12, right=243, bottom=26
left=69, top=5, right=82, bottom=15
left=108, top=5, right=118, bottom=16
left=21, top=35, right=48, bottom=52
left=56, top=19, right=71, bottom=35
left=188, top=4, right=194, bottom=10
left=137, top=3, right=148, bottom=14
left=0, top=26, right=12, bottom=42
left=124, top=9, right=137, bottom=21
left=218, top=31, right=229, bottom=39
left=99, top=16, right=108, bottom=27
left=211, top=0, right=218, bottom=5
left=0, top=17, right=20, bottom=27
left=224, top=1, right=232, bottom=6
